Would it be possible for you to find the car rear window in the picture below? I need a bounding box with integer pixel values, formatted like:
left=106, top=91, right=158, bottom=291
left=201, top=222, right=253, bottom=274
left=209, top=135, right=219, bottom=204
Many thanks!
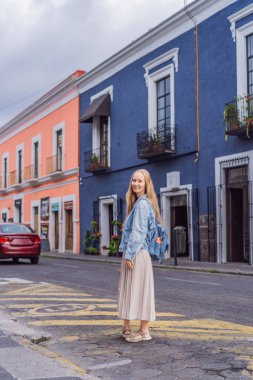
left=0, top=224, right=33, bottom=234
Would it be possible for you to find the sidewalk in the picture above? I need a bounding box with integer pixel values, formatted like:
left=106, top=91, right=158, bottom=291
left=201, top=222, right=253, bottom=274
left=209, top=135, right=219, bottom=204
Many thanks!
left=0, top=311, right=88, bottom=380
left=41, top=251, right=253, bottom=276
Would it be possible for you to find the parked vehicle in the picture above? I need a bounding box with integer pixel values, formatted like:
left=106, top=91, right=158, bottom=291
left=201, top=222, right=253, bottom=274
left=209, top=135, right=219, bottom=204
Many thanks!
left=0, top=223, right=41, bottom=264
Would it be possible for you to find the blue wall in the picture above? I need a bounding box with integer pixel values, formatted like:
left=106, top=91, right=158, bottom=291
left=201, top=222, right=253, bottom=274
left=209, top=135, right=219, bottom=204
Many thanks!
left=79, top=0, right=253, bottom=250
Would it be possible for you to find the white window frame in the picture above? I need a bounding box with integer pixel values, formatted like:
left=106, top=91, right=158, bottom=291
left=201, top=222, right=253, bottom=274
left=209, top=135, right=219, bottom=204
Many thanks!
left=16, top=143, right=24, bottom=183
left=53, top=122, right=65, bottom=171
left=143, top=49, right=178, bottom=131
left=90, top=86, right=113, bottom=167
left=31, top=134, right=41, bottom=178
left=30, top=200, right=40, bottom=233
left=2, top=152, right=9, bottom=189
left=1, top=208, right=9, bottom=222
left=160, top=181, right=193, bottom=261
left=236, top=21, right=253, bottom=98
left=13, top=194, right=24, bottom=223
left=99, top=194, right=118, bottom=250
left=49, top=196, right=62, bottom=252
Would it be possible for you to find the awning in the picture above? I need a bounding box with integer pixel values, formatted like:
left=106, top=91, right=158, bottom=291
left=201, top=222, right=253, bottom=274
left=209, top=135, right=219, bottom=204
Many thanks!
left=80, top=94, right=111, bottom=123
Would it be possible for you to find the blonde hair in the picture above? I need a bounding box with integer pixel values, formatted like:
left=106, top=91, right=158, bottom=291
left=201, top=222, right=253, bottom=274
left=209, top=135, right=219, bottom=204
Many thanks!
left=125, top=169, right=161, bottom=222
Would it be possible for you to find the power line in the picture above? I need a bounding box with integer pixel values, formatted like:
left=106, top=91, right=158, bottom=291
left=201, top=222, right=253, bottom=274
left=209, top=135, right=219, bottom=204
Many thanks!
left=0, top=76, right=68, bottom=114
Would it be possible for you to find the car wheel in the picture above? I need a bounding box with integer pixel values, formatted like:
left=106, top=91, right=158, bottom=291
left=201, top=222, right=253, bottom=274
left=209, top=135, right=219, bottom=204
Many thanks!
left=12, top=258, right=19, bottom=264
left=30, top=257, right=39, bottom=265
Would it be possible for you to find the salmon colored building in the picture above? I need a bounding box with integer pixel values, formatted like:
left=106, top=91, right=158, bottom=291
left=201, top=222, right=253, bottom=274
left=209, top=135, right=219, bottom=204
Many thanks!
left=0, top=70, right=85, bottom=254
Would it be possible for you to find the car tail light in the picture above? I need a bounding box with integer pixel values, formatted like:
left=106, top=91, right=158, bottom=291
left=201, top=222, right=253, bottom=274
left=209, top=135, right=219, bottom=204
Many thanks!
left=34, top=235, right=41, bottom=244
left=0, top=236, right=9, bottom=244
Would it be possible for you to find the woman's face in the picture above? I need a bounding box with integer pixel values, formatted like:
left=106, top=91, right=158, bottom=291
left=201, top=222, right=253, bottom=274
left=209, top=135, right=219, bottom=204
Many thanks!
left=131, top=171, right=146, bottom=198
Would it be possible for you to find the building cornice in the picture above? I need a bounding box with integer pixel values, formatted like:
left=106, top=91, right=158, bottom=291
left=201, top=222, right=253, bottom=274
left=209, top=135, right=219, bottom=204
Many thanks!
left=228, top=3, right=253, bottom=41
left=78, top=0, right=237, bottom=94
left=0, top=71, right=85, bottom=139
left=0, top=167, right=79, bottom=196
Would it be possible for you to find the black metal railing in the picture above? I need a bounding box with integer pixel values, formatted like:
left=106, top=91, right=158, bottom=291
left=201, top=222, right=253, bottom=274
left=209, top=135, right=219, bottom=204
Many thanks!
left=85, top=147, right=110, bottom=173
left=137, top=124, right=176, bottom=159
left=224, top=94, right=253, bottom=137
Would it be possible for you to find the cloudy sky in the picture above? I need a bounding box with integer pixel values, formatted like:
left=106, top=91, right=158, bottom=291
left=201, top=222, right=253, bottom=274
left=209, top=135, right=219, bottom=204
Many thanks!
left=0, top=0, right=194, bottom=126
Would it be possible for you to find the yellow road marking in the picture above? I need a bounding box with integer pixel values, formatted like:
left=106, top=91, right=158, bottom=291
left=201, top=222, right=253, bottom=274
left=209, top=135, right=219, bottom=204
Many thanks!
left=0, top=297, right=115, bottom=302
left=29, top=318, right=253, bottom=343
left=20, top=337, right=87, bottom=376
left=2, top=284, right=90, bottom=296
left=13, top=309, right=183, bottom=318
left=4, top=303, right=119, bottom=309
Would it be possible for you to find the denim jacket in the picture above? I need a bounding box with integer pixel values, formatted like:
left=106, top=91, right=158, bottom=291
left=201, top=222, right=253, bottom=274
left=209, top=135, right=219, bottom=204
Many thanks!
left=119, top=194, right=156, bottom=260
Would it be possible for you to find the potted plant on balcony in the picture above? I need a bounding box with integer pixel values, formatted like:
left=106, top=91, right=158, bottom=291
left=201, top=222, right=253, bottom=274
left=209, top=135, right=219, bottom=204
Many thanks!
left=224, top=103, right=240, bottom=132
left=88, top=153, right=100, bottom=171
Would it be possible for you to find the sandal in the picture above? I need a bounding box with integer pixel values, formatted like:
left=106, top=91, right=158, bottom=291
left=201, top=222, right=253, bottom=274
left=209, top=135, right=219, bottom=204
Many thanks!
left=125, top=330, right=152, bottom=343
left=121, top=328, right=131, bottom=338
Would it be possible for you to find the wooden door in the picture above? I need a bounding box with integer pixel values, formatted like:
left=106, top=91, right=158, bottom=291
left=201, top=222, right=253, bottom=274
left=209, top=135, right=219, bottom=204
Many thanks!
left=54, top=211, right=59, bottom=250
left=34, top=207, right=39, bottom=233
left=65, top=209, right=73, bottom=251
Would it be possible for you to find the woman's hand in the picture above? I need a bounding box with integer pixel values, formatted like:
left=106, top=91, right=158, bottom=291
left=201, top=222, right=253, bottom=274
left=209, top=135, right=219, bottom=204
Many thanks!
left=125, top=259, right=134, bottom=270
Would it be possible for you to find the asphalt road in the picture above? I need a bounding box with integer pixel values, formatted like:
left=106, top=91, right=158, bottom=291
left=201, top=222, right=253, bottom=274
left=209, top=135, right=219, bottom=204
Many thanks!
left=0, top=256, right=253, bottom=379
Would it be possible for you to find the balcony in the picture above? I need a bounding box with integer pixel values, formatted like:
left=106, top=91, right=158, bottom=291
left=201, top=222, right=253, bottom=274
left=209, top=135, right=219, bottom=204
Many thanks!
left=85, top=147, right=110, bottom=173
left=0, top=175, right=8, bottom=193
left=46, top=154, right=62, bottom=175
left=224, top=94, right=253, bottom=139
left=24, top=164, right=39, bottom=184
left=137, top=124, right=176, bottom=159
left=9, top=170, right=17, bottom=186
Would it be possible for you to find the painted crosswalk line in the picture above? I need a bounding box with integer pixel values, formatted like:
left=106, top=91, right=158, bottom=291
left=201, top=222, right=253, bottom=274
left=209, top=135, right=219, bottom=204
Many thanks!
left=0, top=278, right=34, bottom=285
left=1, top=280, right=253, bottom=378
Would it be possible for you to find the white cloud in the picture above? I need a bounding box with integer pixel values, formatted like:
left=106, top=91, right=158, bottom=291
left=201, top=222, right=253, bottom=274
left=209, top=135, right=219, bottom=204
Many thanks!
left=0, top=0, right=194, bottom=126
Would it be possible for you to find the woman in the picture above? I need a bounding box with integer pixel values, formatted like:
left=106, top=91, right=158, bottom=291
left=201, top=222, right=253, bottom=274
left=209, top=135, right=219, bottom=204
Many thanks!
left=118, top=169, right=161, bottom=343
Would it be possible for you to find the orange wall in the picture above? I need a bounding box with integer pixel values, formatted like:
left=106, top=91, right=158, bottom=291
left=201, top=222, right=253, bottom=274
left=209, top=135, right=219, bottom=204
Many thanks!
left=0, top=95, right=81, bottom=253
left=0, top=96, right=80, bottom=174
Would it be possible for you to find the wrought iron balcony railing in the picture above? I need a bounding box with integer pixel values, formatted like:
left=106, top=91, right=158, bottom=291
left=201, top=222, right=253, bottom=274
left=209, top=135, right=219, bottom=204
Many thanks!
left=137, top=124, right=176, bottom=159
left=85, top=147, right=110, bottom=173
left=46, top=154, right=62, bottom=175
left=224, top=94, right=253, bottom=139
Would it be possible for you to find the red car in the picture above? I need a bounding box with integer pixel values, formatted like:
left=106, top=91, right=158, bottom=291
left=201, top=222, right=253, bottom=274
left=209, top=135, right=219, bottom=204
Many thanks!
left=0, top=223, right=41, bottom=264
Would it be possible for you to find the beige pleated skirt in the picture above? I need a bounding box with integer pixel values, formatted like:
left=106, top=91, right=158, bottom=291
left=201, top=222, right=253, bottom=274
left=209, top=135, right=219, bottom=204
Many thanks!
left=118, top=249, right=155, bottom=321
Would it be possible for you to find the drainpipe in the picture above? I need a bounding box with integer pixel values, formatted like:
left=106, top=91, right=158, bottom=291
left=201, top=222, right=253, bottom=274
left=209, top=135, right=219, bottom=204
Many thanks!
left=184, top=0, right=200, bottom=162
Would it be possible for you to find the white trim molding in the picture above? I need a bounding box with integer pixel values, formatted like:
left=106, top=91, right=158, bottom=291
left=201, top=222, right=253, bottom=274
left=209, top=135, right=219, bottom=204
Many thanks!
left=1, top=208, right=9, bottom=222
left=236, top=21, right=253, bottom=97
left=215, top=150, right=253, bottom=265
left=16, top=143, right=24, bottom=183
left=160, top=183, right=193, bottom=261
left=49, top=196, right=61, bottom=252
left=90, top=85, right=113, bottom=102
left=1, top=152, right=9, bottom=189
left=62, top=194, right=76, bottom=253
left=144, top=58, right=175, bottom=131
left=90, top=87, right=112, bottom=167
left=228, top=3, right=253, bottom=42
left=30, top=200, right=40, bottom=233
left=31, top=134, right=42, bottom=178
left=13, top=193, right=24, bottom=223
left=53, top=122, right=65, bottom=172
left=143, top=48, right=179, bottom=87
left=99, top=194, right=118, bottom=249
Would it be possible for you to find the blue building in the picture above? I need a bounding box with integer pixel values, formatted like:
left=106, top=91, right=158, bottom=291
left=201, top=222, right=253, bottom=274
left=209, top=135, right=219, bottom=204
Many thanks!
left=78, top=0, right=253, bottom=265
